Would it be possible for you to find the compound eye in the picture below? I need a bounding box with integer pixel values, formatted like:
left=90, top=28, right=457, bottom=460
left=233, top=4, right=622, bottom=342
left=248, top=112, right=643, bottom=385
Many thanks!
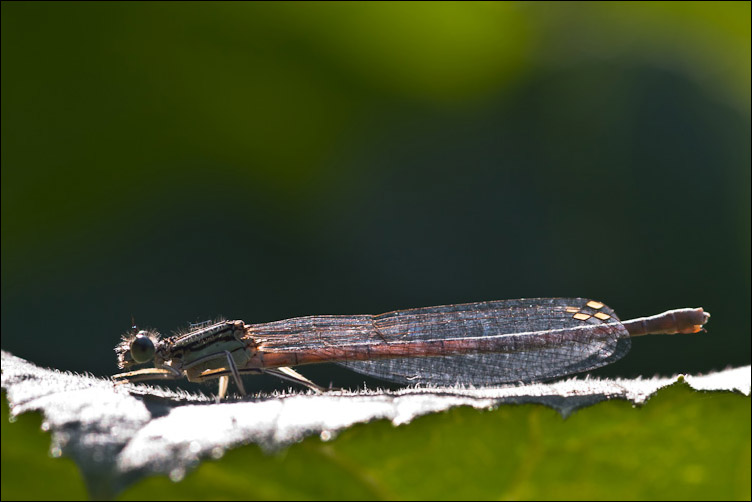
left=130, top=332, right=155, bottom=363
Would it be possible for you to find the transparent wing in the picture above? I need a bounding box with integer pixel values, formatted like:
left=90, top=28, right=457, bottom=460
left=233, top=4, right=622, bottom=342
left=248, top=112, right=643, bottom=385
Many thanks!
left=337, top=297, right=630, bottom=385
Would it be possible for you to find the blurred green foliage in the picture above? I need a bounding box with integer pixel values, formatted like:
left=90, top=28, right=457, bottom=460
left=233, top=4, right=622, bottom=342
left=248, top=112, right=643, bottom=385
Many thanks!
left=3, top=2, right=749, bottom=382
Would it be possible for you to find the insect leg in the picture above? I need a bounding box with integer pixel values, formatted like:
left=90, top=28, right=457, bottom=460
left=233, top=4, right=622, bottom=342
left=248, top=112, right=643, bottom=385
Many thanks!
left=112, top=365, right=183, bottom=384
left=263, top=367, right=329, bottom=393
left=181, top=350, right=247, bottom=397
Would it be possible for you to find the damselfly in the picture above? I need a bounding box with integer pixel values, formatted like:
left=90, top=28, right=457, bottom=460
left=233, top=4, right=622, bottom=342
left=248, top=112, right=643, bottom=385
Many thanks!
left=113, top=298, right=709, bottom=399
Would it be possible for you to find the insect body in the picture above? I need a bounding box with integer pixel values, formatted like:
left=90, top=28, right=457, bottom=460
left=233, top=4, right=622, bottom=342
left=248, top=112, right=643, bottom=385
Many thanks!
left=113, top=298, right=710, bottom=400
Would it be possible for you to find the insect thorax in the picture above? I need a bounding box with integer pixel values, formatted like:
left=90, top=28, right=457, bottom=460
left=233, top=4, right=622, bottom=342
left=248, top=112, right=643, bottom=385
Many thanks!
left=160, top=320, right=253, bottom=366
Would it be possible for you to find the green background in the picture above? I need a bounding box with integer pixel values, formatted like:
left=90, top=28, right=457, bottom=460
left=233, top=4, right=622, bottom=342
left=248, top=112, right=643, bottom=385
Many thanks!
left=2, top=3, right=750, bottom=395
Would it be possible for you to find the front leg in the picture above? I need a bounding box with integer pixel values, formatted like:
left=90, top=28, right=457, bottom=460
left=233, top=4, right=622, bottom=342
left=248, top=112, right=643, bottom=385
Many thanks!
left=112, top=365, right=183, bottom=385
